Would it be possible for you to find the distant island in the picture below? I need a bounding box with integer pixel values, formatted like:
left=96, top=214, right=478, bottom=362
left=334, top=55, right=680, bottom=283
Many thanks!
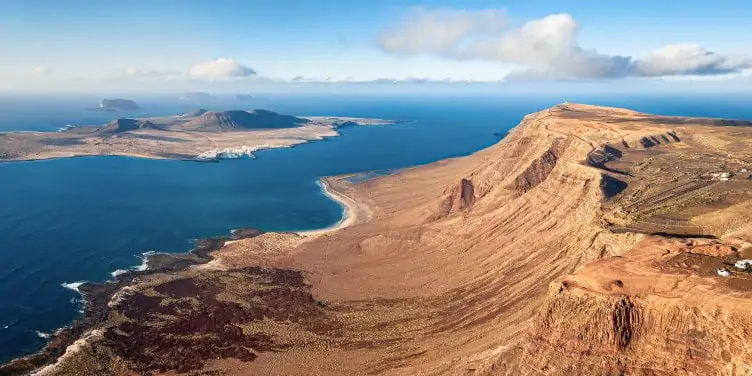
left=87, top=98, right=139, bottom=112
left=100, top=98, right=139, bottom=111
left=0, top=109, right=400, bottom=162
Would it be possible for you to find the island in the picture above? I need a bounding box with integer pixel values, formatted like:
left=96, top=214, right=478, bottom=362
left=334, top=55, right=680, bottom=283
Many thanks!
left=6, top=104, right=752, bottom=376
left=0, top=109, right=399, bottom=162
left=99, top=98, right=139, bottom=111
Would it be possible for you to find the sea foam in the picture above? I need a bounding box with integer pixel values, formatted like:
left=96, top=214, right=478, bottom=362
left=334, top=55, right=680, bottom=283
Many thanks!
left=60, top=281, right=86, bottom=293
left=110, top=269, right=129, bottom=278
left=136, top=257, right=149, bottom=272
left=108, top=251, right=160, bottom=279
left=137, top=250, right=163, bottom=271
left=36, top=331, right=52, bottom=339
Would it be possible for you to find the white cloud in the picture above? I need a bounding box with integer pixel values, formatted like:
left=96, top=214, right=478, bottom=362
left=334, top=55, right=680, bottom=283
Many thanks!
left=379, top=8, right=507, bottom=55
left=633, top=44, right=750, bottom=76
left=379, top=10, right=749, bottom=80
left=30, top=65, right=49, bottom=75
left=187, top=58, right=257, bottom=79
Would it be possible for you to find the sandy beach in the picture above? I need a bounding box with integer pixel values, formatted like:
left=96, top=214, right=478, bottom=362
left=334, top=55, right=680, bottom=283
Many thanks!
left=295, top=176, right=369, bottom=238
left=190, top=176, right=371, bottom=271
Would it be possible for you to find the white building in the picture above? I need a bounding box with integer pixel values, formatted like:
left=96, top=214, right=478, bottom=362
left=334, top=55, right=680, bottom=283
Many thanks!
left=710, top=172, right=731, bottom=181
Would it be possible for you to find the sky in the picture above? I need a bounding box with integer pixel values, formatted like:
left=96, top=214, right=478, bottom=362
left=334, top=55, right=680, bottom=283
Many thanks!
left=1, top=0, right=751, bottom=93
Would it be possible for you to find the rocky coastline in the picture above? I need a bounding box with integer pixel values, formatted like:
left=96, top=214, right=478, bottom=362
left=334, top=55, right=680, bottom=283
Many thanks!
left=0, top=229, right=264, bottom=375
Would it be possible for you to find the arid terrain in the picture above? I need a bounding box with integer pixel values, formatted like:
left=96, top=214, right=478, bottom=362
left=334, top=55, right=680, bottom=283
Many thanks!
left=0, top=110, right=398, bottom=162
left=6, top=103, right=752, bottom=376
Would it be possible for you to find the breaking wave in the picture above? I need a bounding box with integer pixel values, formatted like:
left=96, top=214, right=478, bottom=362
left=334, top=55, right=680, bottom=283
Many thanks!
left=110, top=269, right=129, bottom=278
left=57, top=124, right=76, bottom=132
left=36, top=331, right=52, bottom=339
left=60, top=281, right=86, bottom=293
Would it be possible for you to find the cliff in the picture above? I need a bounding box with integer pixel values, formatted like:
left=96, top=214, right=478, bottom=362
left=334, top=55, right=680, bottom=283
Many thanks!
left=12, top=104, right=752, bottom=376
left=515, top=236, right=752, bottom=375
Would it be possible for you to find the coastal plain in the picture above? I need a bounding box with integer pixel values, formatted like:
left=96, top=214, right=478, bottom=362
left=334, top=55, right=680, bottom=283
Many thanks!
left=5, top=104, right=752, bottom=375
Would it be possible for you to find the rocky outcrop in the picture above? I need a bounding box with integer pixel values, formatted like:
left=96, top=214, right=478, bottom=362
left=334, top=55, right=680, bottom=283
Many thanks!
left=532, top=285, right=641, bottom=355
left=511, top=138, right=569, bottom=194
left=429, top=178, right=477, bottom=221
left=516, top=281, right=752, bottom=375
left=625, top=131, right=681, bottom=149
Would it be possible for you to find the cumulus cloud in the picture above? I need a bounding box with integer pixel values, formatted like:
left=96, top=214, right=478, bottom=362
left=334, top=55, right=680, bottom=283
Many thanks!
left=633, top=44, right=750, bottom=76
left=379, top=10, right=749, bottom=80
left=379, top=8, right=507, bottom=55
left=30, top=65, right=49, bottom=75
left=187, top=58, right=257, bottom=79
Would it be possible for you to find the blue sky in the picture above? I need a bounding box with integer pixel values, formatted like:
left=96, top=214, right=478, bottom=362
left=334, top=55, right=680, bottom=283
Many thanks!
left=1, top=0, right=751, bottom=93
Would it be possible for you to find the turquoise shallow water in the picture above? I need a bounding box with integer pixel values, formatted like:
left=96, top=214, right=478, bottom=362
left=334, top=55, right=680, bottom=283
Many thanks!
left=1, top=93, right=751, bottom=361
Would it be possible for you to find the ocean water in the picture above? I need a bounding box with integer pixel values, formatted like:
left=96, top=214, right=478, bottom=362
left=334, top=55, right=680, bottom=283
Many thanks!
left=1, top=93, right=752, bottom=362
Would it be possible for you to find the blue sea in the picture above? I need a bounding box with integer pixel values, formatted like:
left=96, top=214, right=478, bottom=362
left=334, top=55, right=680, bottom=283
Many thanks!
left=1, top=93, right=752, bottom=362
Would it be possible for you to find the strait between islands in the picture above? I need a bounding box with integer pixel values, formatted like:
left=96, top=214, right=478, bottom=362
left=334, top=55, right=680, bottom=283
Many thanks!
left=5, top=103, right=752, bottom=375
left=0, top=109, right=401, bottom=162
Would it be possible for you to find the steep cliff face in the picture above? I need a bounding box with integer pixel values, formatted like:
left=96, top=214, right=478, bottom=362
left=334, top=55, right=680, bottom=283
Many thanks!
left=518, top=286, right=752, bottom=376
left=429, top=178, right=477, bottom=221
left=508, top=236, right=752, bottom=376
left=510, top=137, right=569, bottom=194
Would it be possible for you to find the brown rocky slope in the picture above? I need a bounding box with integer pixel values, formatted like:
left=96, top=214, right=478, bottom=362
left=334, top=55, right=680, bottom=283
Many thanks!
left=23, top=103, right=752, bottom=375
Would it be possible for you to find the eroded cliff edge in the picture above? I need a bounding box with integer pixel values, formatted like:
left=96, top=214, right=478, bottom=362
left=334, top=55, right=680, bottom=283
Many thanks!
left=10, top=103, right=752, bottom=375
